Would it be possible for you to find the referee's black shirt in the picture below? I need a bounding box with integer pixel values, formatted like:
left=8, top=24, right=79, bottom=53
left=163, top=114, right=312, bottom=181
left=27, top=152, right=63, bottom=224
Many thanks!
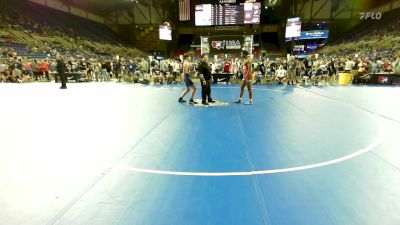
left=198, top=61, right=211, bottom=81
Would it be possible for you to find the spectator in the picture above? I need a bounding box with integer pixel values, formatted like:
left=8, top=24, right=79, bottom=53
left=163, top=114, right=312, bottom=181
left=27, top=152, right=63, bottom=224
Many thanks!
left=0, top=61, right=8, bottom=82
left=56, top=54, right=67, bottom=89
left=287, top=56, right=298, bottom=85
left=275, top=65, right=287, bottom=84
left=393, top=55, right=400, bottom=75
left=369, top=58, right=379, bottom=74
left=10, top=67, right=22, bottom=83
left=344, top=58, right=355, bottom=72
left=42, top=59, right=50, bottom=81
left=223, top=59, right=231, bottom=73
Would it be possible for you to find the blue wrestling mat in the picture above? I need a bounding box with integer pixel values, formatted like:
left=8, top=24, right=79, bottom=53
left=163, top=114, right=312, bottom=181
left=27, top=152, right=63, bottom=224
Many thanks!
left=0, top=83, right=399, bottom=225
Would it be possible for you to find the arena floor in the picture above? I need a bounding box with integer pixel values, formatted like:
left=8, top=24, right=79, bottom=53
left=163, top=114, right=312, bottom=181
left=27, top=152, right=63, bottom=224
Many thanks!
left=1, top=83, right=400, bottom=225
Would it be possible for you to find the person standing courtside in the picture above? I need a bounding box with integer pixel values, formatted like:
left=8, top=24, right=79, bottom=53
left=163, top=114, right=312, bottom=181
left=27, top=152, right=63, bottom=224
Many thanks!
left=56, top=54, right=67, bottom=89
left=234, top=50, right=253, bottom=105
left=197, top=54, right=215, bottom=105
left=287, top=56, right=298, bottom=85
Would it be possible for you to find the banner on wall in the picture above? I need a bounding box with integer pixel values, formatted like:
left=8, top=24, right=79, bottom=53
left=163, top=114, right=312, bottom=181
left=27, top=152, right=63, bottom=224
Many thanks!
left=293, top=45, right=305, bottom=52
left=201, top=35, right=253, bottom=55
left=286, top=30, right=329, bottom=41
left=306, top=44, right=318, bottom=51
left=301, top=30, right=329, bottom=39
left=209, top=36, right=244, bottom=54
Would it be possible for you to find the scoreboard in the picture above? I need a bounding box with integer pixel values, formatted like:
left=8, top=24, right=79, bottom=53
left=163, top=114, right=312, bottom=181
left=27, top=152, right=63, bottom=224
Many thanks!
left=195, top=2, right=261, bottom=26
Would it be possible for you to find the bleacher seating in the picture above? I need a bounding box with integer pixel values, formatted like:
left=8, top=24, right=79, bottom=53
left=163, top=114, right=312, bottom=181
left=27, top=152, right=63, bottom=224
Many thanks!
left=320, top=7, right=400, bottom=55
left=0, top=0, right=143, bottom=59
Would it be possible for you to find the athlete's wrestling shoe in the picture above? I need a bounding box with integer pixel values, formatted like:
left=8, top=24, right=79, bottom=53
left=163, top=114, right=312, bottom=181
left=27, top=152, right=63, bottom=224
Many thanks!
left=245, top=100, right=253, bottom=105
left=189, top=99, right=198, bottom=104
left=234, top=98, right=242, bottom=103
left=178, top=97, right=186, bottom=103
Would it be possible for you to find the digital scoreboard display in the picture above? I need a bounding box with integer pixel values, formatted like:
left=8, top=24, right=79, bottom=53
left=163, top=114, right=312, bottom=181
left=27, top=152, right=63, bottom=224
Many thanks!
left=195, top=2, right=261, bottom=26
left=159, top=25, right=172, bottom=41
left=285, top=17, right=302, bottom=39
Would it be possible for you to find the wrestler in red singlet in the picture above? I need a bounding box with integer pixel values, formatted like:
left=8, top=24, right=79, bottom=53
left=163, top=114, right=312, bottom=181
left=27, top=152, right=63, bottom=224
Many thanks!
left=234, top=50, right=253, bottom=104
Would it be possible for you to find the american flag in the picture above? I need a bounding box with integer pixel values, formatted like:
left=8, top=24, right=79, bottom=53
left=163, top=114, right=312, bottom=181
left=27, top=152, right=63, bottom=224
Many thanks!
left=179, top=0, right=190, bottom=21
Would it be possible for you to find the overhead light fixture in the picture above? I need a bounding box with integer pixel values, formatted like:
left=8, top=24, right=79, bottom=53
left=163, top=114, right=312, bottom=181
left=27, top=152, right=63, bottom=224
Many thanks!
left=264, top=0, right=279, bottom=7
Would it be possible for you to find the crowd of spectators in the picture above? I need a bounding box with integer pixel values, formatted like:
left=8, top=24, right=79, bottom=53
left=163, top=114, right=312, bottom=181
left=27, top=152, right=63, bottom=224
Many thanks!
left=0, top=11, right=149, bottom=83
left=194, top=51, right=400, bottom=86
left=257, top=54, right=399, bottom=85
left=1, top=50, right=400, bottom=85
left=1, top=11, right=399, bottom=86
left=0, top=54, right=187, bottom=84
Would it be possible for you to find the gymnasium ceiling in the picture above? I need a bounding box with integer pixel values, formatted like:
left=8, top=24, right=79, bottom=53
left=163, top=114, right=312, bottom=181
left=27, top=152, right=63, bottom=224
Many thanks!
left=58, top=0, right=173, bottom=16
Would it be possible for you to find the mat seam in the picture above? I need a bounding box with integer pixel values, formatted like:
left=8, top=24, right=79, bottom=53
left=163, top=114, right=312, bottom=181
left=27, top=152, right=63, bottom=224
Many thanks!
left=234, top=102, right=272, bottom=225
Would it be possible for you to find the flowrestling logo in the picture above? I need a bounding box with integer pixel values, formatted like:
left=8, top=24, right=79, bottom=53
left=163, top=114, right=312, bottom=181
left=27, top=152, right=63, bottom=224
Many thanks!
left=359, top=12, right=382, bottom=20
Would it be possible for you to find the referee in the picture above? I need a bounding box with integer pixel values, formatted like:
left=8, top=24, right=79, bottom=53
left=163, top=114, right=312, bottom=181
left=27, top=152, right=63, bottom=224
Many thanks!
left=198, top=54, right=215, bottom=105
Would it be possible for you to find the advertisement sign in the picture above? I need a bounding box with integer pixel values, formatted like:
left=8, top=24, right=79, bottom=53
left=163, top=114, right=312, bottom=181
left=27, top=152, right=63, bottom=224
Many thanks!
left=201, top=35, right=252, bottom=55
left=208, top=36, right=245, bottom=54
left=286, top=30, right=329, bottom=41
left=293, top=45, right=305, bottom=52
left=296, top=54, right=308, bottom=59
left=212, top=74, right=231, bottom=84
left=301, top=30, right=329, bottom=39
left=377, top=75, right=392, bottom=84
left=306, top=44, right=318, bottom=51
left=368, top=74, right=400, bottom=85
